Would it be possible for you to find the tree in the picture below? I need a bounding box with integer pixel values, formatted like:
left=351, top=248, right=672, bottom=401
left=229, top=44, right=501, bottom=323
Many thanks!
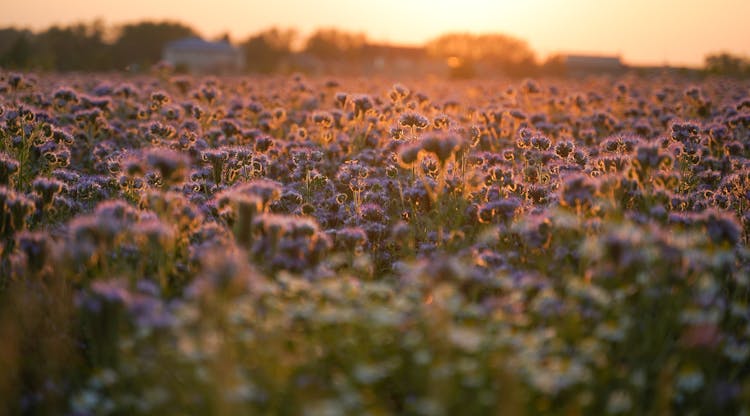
left=425, top=32, right=537, bottom=77
left=540, top=54, right=567, bottom=77
left=704, top=52, right=750, bottom=77
left=241, top=27, right=296, bottom=73
left=0, top=29, right=33, bottom=69
left=33, top=21, right=111, bottom=71
left=111, top=21, right=197, bottom=70
left=303, top=28, right=367, bottom=61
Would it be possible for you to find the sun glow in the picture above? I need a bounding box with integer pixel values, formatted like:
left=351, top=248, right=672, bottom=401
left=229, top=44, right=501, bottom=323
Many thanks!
left=2, top=0, right=750, bottom=66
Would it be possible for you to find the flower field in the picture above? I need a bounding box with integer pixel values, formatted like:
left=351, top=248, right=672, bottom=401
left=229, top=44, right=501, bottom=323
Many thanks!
left=1, top=71, right=749, bottom=415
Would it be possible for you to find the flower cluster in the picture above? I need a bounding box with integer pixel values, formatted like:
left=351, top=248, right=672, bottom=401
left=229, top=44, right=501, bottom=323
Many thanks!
left=1, top=71, right=749, bottom=415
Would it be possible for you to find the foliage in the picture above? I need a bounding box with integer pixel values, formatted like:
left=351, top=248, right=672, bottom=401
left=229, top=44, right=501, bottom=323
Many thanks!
left=704, top=52, right=750, bottom=77
left=241, top=27, right=297, bottom=73
left=0, top=70, right=749, bottom=415
left=303, top=28, right=368, bottom=61
left=111, top=21, right=198, bottom=70
left=426, top=32, right=537, bottom=77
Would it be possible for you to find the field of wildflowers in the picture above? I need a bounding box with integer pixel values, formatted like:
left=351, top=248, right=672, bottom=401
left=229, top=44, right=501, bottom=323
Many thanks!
left=0, top=71, right=749, bottom=415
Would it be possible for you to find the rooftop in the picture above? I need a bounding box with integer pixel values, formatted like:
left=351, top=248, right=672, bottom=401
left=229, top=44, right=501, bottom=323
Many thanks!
left=165, top=37, right=238, bottom=53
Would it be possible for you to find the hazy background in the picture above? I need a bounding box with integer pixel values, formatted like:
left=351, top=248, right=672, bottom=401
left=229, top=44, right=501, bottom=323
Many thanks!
left=3, top=0, right=750, bottom=67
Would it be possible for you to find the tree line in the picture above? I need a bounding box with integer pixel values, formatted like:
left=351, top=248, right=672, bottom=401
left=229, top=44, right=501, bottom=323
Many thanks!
left=0, top=21, right=196, bottom=71
left=1, top=20, right=748, bottom=77
left=0, top=20, right=539, bottom=75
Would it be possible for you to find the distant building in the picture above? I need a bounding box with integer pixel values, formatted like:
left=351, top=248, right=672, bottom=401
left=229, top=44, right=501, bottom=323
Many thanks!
left=562, top=54, right=626, bottom=75
left=543, top=54, right=627, bottom=77
left=163, top=37, right=244, bottom=74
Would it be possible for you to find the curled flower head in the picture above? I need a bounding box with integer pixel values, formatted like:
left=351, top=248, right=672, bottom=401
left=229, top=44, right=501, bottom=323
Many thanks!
left=554, top=141, right=574, bottom=159
left=335, top=227, right=368, bottom=249
left=635, top=144, right=672, bottom=170
left=398, top=144, right=421, bottom=166
left=0, top=152, right=20, bottom=185
left=420, top=134, right=459, bottom=164
left=352, top=94, right=374, bottom=117
left=146, top=148, right=190, bottom=186
left=560, top=174, right=597, bottom=208
left=703, top=210, right=741, bottom=246
left=399, top=111, right=429, bottom=131
left=32, top=177, right=64, bottom=205
left=670, top=122, right=700, bottom=143
left=312, top=111, right=334, bottom=128
left=389, top=83, right=410, bottom=102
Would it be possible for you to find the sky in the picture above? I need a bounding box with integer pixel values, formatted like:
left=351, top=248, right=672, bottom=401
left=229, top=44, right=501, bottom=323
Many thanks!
left=3, top=0, right=750, bottom=67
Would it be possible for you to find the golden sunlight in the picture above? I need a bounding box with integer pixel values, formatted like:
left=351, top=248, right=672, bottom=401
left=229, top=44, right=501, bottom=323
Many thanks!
left=3, top=0, right=750, bottom=66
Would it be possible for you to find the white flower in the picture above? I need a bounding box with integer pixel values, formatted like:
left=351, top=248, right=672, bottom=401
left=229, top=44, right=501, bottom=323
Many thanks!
left=353, top=363, right=387, bottom=385
left=595, top=320, right=627, bottom=343
left=723, top=341, right=750, bottom=363
left=409, top=398, right=444, bottom=416
left=71, top=390, right=100, bottom=413
left=413, top=349, right=432, bottom=365
left=606, top=390, right=633, bottom=414
left=448, top=326, right=483, bottom=353
left=676, top=369, right=704, bottom=393
left=304, top=399, right=346, bottom=416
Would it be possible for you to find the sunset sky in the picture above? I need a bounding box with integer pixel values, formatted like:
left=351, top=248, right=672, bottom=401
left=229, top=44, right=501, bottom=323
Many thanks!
left=3, top=0, right=749, bottom=67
